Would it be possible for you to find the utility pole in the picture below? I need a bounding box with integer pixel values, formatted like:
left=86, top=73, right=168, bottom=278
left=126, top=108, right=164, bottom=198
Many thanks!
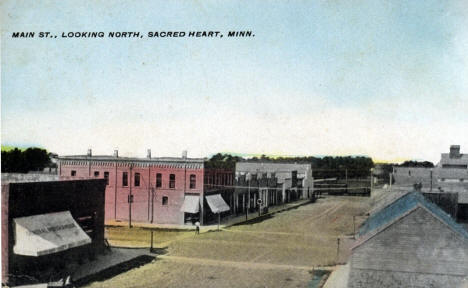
left=336, top=238, right=340, bottom=263
left=430, top=169, right=433, bottom=192
left=247, top=177, right=250, bottom=220
left=129, top=165, right=133, bottom=228
left=353, top=216, right=356, bottom=239
left=389, top=172, right=392, bottom=190
left=151, top=187, right=155, bottom=223
left=345, top=169, right=348, bottom=185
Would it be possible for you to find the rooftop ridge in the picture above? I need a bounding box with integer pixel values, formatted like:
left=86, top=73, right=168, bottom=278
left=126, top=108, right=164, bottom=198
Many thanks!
left=359, top=191, right=468, bottom=239
left=58, top=155, right=206, bottom=162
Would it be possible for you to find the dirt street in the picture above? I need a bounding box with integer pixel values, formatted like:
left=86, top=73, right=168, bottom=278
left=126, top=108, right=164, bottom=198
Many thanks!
left=84, top=196, right=371, bottom=288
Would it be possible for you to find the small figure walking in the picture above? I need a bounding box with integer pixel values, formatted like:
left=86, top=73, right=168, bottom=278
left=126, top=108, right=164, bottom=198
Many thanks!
left=195, top=221, right=200, bottom=235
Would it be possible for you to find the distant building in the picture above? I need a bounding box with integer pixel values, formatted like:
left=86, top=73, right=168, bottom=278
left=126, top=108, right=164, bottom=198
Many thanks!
left=394, top=145, right=468, bottom=186
left=437, top=145, right=468, bottom=183
left=1, top=179, right=107, bottom=286
left=349, top=192, right=468, bottom=288
left=58, top=149, right=234, bottom=226
left=233, top=162, right=314, bottom=215
left=393, top=145, right=468, bottom=220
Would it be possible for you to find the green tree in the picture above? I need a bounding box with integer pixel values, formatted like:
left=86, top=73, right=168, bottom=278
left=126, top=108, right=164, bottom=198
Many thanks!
left=1, top=147, right=51, bottom=173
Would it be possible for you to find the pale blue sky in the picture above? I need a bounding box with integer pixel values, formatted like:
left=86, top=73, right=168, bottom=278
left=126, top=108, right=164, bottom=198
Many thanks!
left=1, top=0, right=467, bottom=162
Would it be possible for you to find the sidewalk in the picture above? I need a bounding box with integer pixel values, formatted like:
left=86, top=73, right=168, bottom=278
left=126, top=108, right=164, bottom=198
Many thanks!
left=105, top=198, right=313, bottom=232
left=221, top=198, right=312, bottom=229
left=322, top=263, right=350, bottom=288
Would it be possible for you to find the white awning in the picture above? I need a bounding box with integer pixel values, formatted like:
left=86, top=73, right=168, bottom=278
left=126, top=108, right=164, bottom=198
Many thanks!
left=180, top=195, right=200, bottom=214
left=205, top=194, right=230, bottom=214
left=13, top=211, right=91, bottom=257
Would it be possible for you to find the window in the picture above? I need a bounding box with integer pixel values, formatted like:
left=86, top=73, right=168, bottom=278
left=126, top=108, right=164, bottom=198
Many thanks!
left=190, top=174, right=196, bottom=189
left=71, top=170, right=76, bottom=176
left=134, top=173, right=140, bottom=187
left=408, top=170, right=411, bottom=176
left=94, top=171, right=100, bottom=177
left=104, top=172, right=109, bottom=185
left=156, top=173, right=162, bottom=188
left=123, top=172, right=128, bottom=187
left=162, top=196, right=168, bottom=205
left=169, top=174, right=175, bottom=189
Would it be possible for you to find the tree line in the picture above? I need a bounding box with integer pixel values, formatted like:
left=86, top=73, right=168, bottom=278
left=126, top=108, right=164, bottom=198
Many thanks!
left=397, top=160, right=434, bottom=168
left=1, top=148, right=53, bottom=173
left=205, top=153, right=375, bottom=178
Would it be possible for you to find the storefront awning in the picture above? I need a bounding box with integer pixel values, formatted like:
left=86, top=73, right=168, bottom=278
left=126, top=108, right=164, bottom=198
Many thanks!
left=205, top=194, right=230, bottom=214
left=180, top=195, right=200, bottom=214
left=13, top=211, right=91, bottom=257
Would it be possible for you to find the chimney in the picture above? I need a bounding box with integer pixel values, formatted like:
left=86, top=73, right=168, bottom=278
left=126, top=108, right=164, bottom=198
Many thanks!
left=147, top=149, right=151, bottom=159
left=87, top=149, right=92, bottom=157
left=114, top=149, right=119, bottom=158
left=449, top=145, right=461, bottom=158
left=182, top=150, right=187, bottom=159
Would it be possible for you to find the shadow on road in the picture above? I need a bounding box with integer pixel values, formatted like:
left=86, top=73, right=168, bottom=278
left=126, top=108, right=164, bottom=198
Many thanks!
left=75, top=255, right=156, bottom=287
left=231, top=214, right=274, bottom=226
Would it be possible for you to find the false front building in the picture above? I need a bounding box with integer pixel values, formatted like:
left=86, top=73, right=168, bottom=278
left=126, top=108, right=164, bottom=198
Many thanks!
left=233, top=162, right=314, bottom=215
left=58, top=150, right=234, bottom=226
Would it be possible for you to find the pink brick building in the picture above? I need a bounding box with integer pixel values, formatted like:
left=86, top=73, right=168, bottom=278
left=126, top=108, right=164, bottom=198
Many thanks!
left=58, top=150, right=234, bottom=225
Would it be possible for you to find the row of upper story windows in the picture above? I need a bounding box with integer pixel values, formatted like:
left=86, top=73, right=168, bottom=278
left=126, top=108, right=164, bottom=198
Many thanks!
left=204, top=173, right=234, bottom=186
left=69, top=170, right=197, bottom=189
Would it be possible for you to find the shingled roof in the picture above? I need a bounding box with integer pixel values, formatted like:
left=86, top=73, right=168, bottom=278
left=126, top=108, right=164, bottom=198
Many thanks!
left=355, top=191, right=468, bottom=249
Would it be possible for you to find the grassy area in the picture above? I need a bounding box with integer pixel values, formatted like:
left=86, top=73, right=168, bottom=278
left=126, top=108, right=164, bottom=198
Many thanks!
left=88, top=196, right=372, bottom=288
left=84, top=260, right=314, bottom=288
left=105, top=227, right=192, bottom=248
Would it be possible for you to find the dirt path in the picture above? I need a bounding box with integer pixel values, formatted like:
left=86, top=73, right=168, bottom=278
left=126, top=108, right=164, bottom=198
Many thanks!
left=220, top=228, right=341, bottom=239
left=157, top=255, right=334, bottom=272
left=88, top=197, right=371, bottom=288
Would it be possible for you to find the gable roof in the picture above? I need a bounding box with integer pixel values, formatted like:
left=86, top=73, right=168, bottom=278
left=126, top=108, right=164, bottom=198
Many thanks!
left=354, top=191, right=468, bottom=249
left=367, top=190, right=410, bottom=216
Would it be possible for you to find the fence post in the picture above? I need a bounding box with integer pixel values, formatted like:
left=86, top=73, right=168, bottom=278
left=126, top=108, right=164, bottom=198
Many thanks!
left=150, top=230, right=154, bottom=252
left=336, top=238, right=340, bottom=263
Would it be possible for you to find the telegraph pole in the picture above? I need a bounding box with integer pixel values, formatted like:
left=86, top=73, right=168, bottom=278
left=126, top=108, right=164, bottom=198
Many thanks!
left=389, top=172, right=392, bottom=190
left=247, top=176, right=250, bottom=220
left=345, top=169, right=348, bottom=185
left=353, top=216, right=357, bottom=239
left=430, top=169, right=433, bottom=192
left=151, top=187, right=155, bottom=223
left=336, top=238, right=340, bottom=263
left=129, top=165, right=133, bottom=228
